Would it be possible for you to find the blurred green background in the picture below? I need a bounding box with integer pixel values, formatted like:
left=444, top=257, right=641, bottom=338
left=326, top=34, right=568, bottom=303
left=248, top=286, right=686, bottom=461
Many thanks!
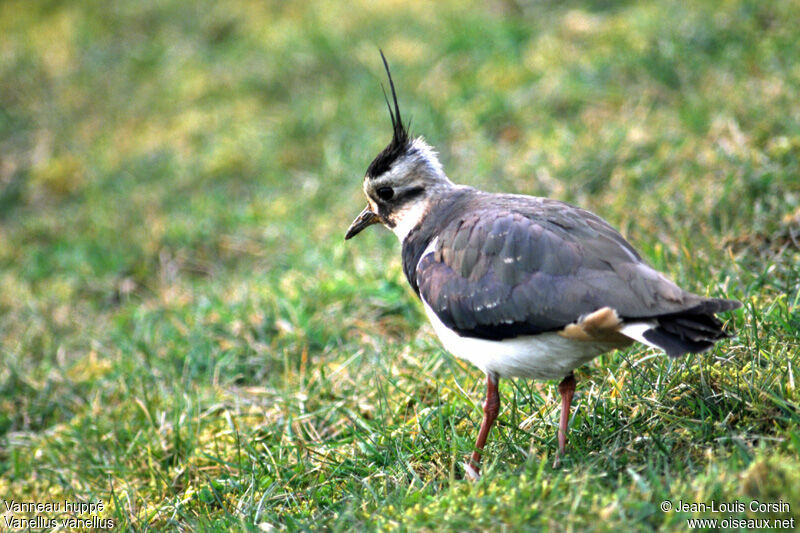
left=1, top=0, right=798, bottom=530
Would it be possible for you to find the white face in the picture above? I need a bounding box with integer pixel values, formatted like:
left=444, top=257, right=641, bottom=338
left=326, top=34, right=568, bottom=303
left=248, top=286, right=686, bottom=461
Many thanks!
left=387, top=200, right=429, bottom=241
left=362, top=173, right=430, bottom=242
left=361, top=137, right=452, bottom=241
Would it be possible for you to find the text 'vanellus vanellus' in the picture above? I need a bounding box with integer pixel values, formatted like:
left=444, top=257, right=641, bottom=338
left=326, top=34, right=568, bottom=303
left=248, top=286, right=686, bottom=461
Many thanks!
left=345, top=52, right=742, bottom=479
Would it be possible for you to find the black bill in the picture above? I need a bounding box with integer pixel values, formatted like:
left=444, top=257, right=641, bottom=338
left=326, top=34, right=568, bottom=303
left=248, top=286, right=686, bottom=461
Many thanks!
left=345, top=205, right=381, bottom=240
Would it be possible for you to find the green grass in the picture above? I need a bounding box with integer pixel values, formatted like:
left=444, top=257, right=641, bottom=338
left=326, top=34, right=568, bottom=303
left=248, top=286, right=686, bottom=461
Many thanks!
left=1, top=0, right=799, bottom=530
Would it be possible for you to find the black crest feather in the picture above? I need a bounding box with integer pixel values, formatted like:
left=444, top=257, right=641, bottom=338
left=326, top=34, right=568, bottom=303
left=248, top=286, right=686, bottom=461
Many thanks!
left=366, top=51, right=410, bottom=178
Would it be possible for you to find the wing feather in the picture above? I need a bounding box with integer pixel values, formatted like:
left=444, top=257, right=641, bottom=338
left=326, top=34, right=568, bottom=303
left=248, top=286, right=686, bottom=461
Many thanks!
left=415, top=193, right=723, bottom=340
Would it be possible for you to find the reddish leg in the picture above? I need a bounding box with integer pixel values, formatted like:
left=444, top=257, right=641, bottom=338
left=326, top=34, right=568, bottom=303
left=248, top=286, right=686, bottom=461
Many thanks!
left=467, top=373, right=500, bottom=479
left=557, top=372, right=576, bottom=460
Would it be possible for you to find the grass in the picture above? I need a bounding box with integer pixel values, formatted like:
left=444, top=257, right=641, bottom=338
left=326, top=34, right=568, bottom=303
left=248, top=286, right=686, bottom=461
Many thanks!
left=1, top=0, right=799, bottom=530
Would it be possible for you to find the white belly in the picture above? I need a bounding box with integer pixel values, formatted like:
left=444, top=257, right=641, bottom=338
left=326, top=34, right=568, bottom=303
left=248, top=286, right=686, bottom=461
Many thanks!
left=422, top=302, right=618, bottom=380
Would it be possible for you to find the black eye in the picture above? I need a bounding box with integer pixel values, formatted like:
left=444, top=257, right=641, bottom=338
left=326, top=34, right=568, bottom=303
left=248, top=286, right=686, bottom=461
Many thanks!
left=377, top=187, right=394, bottom=201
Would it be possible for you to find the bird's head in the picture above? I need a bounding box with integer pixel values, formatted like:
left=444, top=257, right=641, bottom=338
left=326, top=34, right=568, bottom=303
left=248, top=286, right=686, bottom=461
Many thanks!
left=345, top=52, right=453, bottom=242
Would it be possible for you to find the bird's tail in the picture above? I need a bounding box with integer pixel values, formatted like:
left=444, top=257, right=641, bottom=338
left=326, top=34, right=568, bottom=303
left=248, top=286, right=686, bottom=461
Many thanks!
left=621, top=298, right=741, bottom=357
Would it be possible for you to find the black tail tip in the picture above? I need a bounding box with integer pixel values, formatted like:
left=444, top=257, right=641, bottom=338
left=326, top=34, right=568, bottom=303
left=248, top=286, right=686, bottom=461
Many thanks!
left=643, top=328, right=716, bottom=358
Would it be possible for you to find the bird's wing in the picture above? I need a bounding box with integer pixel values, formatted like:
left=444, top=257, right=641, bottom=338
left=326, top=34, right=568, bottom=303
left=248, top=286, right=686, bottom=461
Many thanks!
left=415, top=197, right=710, bottom=340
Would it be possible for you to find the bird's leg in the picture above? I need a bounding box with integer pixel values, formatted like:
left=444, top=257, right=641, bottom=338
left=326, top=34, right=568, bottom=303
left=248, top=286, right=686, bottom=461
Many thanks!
left=466, top=372, right=500, bottom=480
left=555, top=372, right=576, bottom=464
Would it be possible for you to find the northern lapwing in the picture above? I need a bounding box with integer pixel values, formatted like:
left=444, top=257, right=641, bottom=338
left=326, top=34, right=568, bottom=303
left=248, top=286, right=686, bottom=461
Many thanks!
left=345, top=53, right=741, bottom=478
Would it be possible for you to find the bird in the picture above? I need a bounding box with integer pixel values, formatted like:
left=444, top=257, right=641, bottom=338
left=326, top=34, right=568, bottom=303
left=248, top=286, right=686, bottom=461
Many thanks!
left=345, top=52, right=741, bottom=479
